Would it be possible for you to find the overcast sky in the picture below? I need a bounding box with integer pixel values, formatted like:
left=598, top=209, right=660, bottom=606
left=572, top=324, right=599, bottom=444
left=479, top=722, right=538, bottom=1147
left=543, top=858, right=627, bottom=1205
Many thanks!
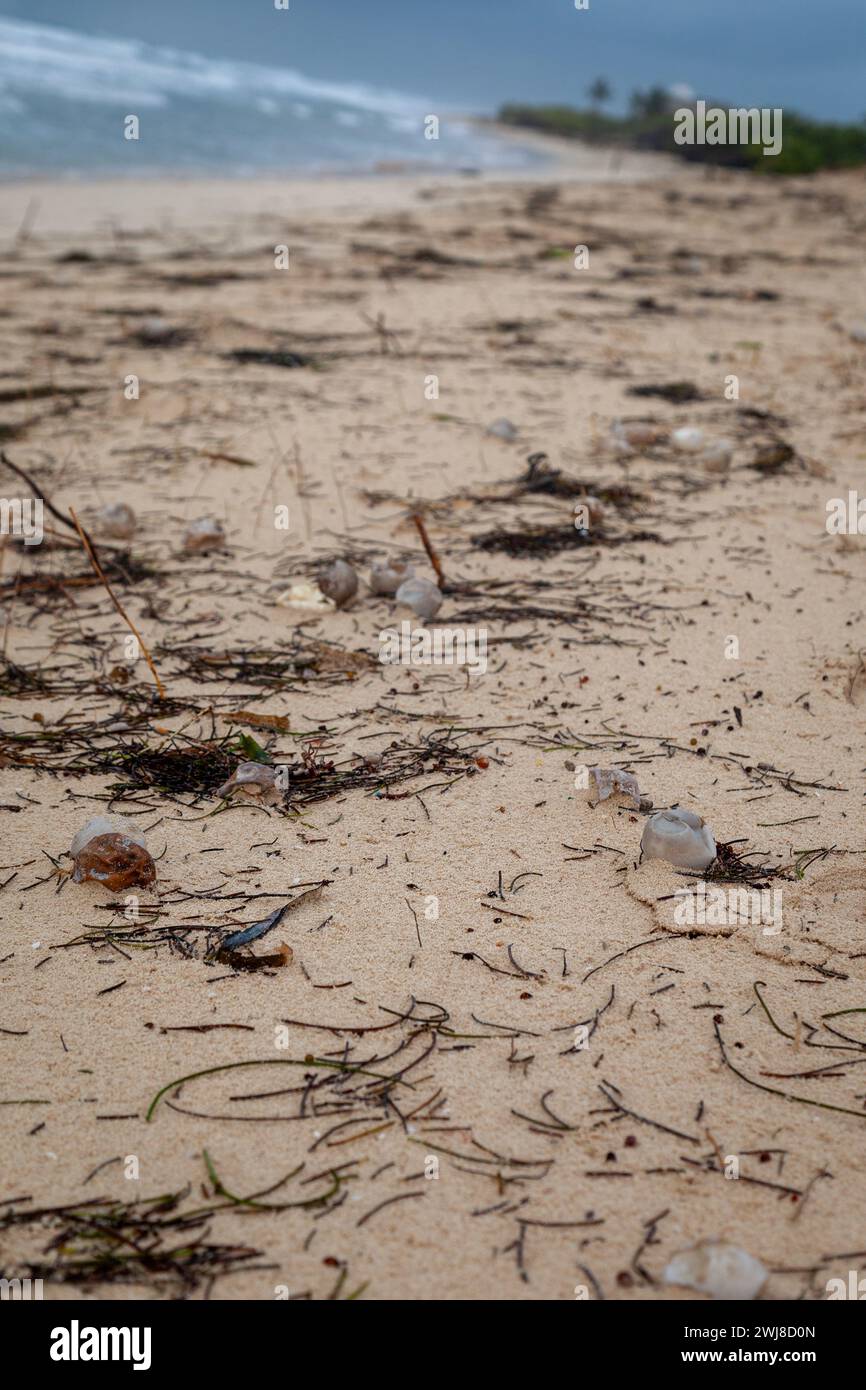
left=0, top=0, right=862, bottom=121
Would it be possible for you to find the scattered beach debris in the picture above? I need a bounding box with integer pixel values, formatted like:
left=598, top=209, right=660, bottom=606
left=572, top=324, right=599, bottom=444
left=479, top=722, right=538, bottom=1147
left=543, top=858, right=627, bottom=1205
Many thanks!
left=214, top=900, right=299, bottom=954
left=226, top=348, right=315, bottom=369
left=588, top=765, right=642, bottom=809
left=369, top=559, right=415, bottom=595
left=319, top=558, right=358, bottom=608
left=628, top=381, right=703, bottom=403
left=2, top=167, right=860, bottom=1307
left=0, top=1182, right=264, bottom=1296
left=750, top=439, right=797, bottom=473
left=182, top=516, right=225, bottom=552
left=96, top=502, right=136, bottom=540
left=471, top=517, right=659, bottom=557
left=396, top=575, right=443, bottom=622
left=71, top=817, right=156, bottom=891
left=486, top=417, right=519, bottom=441
left=663, top=1241, right=768, bottom=1301
left=216, top=760, right=284, bottom=806
left=640, top=807, right=716, bottom=869
left=203, top=891, right=327, bottom=971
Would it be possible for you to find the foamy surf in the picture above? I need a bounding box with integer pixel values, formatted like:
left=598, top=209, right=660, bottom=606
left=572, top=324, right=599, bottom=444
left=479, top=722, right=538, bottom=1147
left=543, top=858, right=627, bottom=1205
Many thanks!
left=0, top=17, right=539, bottom=175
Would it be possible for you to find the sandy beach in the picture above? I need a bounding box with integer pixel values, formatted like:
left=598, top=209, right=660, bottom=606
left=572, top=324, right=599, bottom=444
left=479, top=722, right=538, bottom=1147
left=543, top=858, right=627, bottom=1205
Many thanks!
left=0, top=154, right=864, bottom=1302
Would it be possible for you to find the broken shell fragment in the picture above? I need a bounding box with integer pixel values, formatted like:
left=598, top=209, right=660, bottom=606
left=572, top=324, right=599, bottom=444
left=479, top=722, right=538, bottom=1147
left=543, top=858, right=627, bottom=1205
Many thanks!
left=72, top=834, right=156, bottom=892
left=663, top=1241, right=768, bottom=1301
left=319, top=559, right=358, bottom=608
left=97, top=503, right=136, bottom=541
left=640, top=806, right=716, bottom=870
left=275, top=580, right=334, bottom=611
left=183, top=517, right=225, bottom=552
left=589, top=765, right=641, bottom=809
left=71, top=815, right=147, bottom=859
left=216, top=761, right=284, bottom=806
left=369, top=559, right=415, bottom=596
left=395, top=576, right=443, bottom=623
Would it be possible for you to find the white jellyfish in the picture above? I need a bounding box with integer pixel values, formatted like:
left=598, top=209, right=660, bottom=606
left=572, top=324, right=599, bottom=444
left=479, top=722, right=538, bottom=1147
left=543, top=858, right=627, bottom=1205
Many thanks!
left=671, top=426, right=706, bottom=453
left=395, top=576, right=443, bottom=623
left=216, top=761, right=283, bottom=807
left=319, top=560, right=358, bottom=608
left=183, top=517, right=225, bottom=552
left=640, top=806, right=716, bottom=870
left=663, top=1241, right=767, bottom=1301
left=369, top=559, right=415, bottom=596
left=97, top=503, right=136, bottom=541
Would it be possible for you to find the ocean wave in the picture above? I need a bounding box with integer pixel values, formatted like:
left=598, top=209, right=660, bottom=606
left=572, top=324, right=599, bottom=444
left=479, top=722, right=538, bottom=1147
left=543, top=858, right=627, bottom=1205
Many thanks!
left=0, top=16, right=540, bottom=176
left=0, top=17, right=430, bottom=116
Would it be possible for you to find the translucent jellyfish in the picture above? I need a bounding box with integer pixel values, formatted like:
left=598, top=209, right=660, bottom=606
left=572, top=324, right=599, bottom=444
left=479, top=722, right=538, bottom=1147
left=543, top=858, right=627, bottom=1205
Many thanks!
left=700, top=439, right=734, bottom=473
left=183, top=517, right=225, bottom=552
left=611, top=420, right=664, bottom=453
left=589, top=765, right=641, bottom=808
left=671, top=426, right=705, bottom=453
left=71, top=815, right=147, bottom=859
left=369, top=559, right=415, bottom=596
left=319, top=560, right=358, bottom=608
left=97, top=503, right=136, bottom=541
left=663, top=1242, right=767, bottom=1301
left=640, top=806, right=716, bottom=869
left=71, top=817, right=155, bottom=892
left=395, top=576, right=443, bottom=623
left=486, top=418, right=518, bottom=441
left=216, top=761, right=283, bottom=806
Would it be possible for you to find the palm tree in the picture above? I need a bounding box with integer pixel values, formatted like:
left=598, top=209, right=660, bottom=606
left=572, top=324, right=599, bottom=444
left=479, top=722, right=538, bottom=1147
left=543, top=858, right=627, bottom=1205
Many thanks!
left=588, top=78, right=611, bottom=112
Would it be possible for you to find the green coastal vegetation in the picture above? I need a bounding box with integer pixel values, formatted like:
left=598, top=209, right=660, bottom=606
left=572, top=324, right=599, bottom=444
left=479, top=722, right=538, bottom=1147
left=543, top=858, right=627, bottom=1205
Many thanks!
left=498, top=82, right=866, bottom=174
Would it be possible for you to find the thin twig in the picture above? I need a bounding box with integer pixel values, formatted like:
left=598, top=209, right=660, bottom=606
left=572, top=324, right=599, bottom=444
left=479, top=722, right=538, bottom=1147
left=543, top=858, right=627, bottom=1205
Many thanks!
left=411, top=511, right=446, bottom=588
left=68, top=506, right=166, bottom=700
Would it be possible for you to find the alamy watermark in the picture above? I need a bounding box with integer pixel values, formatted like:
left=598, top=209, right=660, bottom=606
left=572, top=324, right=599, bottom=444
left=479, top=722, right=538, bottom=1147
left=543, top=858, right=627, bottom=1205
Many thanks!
left=673, top=881, right=782, bottom=935
left=0, top=497, right=43, bottom=545
left=826, top=1270, right=866, bottom=1300
left=0, top=1276, right=43, bottom=1300
left=674, top=101, right=782, bottom=157
left=826, top=491, right=866, bottom=535
left=379, top=621, right=487, bottom=675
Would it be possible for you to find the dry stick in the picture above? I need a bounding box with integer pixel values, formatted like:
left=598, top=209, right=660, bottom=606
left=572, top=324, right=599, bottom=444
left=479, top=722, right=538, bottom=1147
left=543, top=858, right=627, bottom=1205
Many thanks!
left=68, top=506, right=166, bottom=701
left=411, top=511, right=445, bottom=588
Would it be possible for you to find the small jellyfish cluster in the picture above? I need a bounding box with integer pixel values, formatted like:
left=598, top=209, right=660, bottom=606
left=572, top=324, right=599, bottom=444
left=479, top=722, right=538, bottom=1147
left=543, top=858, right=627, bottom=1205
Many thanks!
left=279, top=558, right=443, bottom=625
left=610, top=419, right=733, bottom=473
left=92, top=504, right=229, bottom=552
